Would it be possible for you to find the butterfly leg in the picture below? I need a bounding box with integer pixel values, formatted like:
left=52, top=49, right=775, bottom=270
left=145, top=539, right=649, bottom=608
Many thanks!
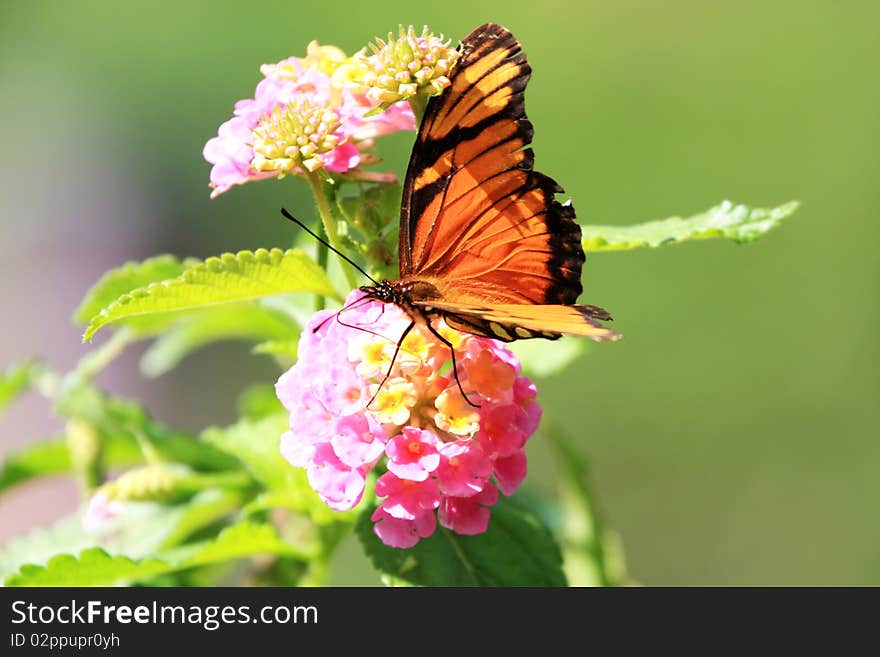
left=424, top=321, right=481, bottom=409
left=367, top=320, right=415, bottom=409
left=313, top=294, right=372, bottom=333
left=362, top=301, right=386, bottom=327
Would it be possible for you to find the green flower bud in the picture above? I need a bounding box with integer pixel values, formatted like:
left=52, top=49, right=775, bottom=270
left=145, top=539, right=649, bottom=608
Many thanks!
left=100, top=464, right=195, bottom=504
left=66, top=418, right=102, bottom=491
left=359, top=25, right=460, bottom=105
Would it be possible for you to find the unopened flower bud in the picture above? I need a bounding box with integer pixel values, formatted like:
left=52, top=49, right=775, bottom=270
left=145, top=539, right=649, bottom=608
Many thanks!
left=359, top=25, right=460, bottom=104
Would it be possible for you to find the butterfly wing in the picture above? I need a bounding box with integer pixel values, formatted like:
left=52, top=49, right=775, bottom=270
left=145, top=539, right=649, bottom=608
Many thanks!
left=413, top=298, right=621, bottom=342
left=399, top=23, right=585, bottom=309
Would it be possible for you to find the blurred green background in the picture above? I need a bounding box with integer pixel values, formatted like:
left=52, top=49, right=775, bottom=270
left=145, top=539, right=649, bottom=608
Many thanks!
left=1, top=1, right=877, bottom=585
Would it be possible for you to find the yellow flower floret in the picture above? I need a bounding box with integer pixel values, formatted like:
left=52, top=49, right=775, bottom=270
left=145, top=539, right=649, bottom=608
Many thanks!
left=250, top=100, right=342, bottom=174
left=370, top=377, right=418, bottom=425
left=434, top=388, right=480, bottom=437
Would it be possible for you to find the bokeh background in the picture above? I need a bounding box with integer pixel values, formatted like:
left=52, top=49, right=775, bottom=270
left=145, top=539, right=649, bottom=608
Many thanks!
left=1, top=1, right=877, bottom=585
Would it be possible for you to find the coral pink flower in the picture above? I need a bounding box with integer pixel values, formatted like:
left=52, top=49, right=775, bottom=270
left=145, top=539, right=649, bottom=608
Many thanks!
left=492, top=451, right=528, bottom=496
left=374, top=472, right=441, bottom=520
left=438, top=484, right=499, bottom=535
left=371, top=507, right=437, bottom=549
left=276, top=290, right=543, bottom=547
left=435, top=442, right=492, bottom=497
left=385, top=427, right=440, bottom=482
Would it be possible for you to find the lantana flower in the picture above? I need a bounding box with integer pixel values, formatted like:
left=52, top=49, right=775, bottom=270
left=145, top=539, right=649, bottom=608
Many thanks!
left=203, top=41, right=415, bottom=198
left=358, top=25, right=460, bottom=105
left=276, top=291, right=542, bottom=548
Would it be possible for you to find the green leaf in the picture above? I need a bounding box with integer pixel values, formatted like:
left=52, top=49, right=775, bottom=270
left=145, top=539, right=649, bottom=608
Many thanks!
left=338, top=183, right=402, bottom=234
left=582, top=200, right=799, bottom=252
left=509, top=338, right=588, bottom=379
left=356, top=496, right=567, bottom=586
left=139, top=303, right=299, bottom=377
left=83, top=248, right=340, bottom=342
left=74, top=255, right=195, bottom=325
left=545, top=425, right=628, bottom=586
left=0, top=437, right=69, bottom=492
left=201, top=414, right=341, bottom=524
left=0, top=430, right=146, bottom=496
left=201, top=414, right=290, bottom=490
left=95, top=489, right=249, bottom=556
left=252, top=339, right=299, bottom=357
left=56, top=383, right=241, bottom=472
left=0, top=513, right=93, bottom=581
left=6, top=548, right=171, bottom=587
left=4, top=521, right=304, bottom=586
left=236, top=383, right=285, bottom=420
left=0, top=360, right=40, bottom=412
left=166, top=520, right=310, bottom=566
left=0, top=489, right=249, bottom=582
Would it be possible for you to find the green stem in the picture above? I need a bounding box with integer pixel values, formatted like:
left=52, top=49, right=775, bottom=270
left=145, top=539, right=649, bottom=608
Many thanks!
left=408, top=93, right=429, bottom=126
left=306, top=173, right=357, bottom=290
left=66, top=418, right=104, bottom=493
left=133, top=427, right=164, bottom=465
left=315, top=233, right=328, bottom=312
left=28, top=362, right=63, bottom=401
left=298, top=520, right=353, bottom=586
left=75, top=327, right=135, bottom=380
left=188, top=470, right=255, bottom=493
left=297, top=555, right=331, bottom=587
left=545, top=422, right=620, bottom=586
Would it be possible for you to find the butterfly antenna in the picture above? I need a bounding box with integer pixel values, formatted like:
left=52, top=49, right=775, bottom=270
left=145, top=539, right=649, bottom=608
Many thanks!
left=280, top=207, right=378, bottom=284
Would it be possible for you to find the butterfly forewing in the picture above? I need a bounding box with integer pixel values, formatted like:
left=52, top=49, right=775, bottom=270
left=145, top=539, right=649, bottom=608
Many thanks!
left=394, top=23, right=618, bottom=343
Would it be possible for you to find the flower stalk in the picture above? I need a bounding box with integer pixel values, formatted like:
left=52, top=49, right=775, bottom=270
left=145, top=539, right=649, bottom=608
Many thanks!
left=408, top=93, right=429, bottom=126
left=75, top=327, right=135, bottom=380
left=306, top=173, right=358, bottom=289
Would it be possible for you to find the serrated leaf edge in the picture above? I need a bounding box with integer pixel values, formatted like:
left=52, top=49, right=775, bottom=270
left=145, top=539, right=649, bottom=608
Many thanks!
left=83, top=248, right=338, bottom=342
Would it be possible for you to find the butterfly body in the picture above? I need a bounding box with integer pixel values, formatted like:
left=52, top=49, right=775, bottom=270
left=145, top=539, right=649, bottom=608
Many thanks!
left=360, top=23, right=621, bottom=345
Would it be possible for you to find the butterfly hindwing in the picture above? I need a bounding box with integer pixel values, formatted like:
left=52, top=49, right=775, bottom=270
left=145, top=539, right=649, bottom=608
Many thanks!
left=414, top=299, right=621, bottom=342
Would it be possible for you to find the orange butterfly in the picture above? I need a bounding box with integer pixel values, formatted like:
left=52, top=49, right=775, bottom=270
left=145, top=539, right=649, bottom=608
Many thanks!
left=285, top=23, right=620, bottom=404
left=361, top=24, right=619, bottom=341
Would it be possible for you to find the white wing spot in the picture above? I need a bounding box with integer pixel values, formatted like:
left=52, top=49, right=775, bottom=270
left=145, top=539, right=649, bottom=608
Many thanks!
left=514, top=327, right=533, bottom=338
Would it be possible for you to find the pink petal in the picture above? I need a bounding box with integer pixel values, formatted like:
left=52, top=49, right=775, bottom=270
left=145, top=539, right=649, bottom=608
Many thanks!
left=371, top=507, right=437, bottom=548
left=307, top=444, right=365, bottom=511
left=330, top=414, right=386, bottom=468
left=436, top=442, right=492, bottom=498
left=385, top=427, right=440, bottom=482
left=438, top=484, right=498, bottom=536
left=493, top=451, right=528, bottom=496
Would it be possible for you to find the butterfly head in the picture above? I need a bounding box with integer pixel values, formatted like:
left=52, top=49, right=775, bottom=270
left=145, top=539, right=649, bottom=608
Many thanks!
left=360, top=278, right=442, bottom=308
left=359, top=279, right=398, bottom=304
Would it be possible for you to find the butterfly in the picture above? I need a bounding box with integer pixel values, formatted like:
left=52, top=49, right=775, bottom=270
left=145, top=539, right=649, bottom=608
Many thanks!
left=284, top=23, right=620, bottom=405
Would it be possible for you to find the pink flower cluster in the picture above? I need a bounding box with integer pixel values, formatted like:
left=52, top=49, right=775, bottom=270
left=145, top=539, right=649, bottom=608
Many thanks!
left=276, top=291, right=542, bottom=548
left=203, top=44, right=415, bottom=198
